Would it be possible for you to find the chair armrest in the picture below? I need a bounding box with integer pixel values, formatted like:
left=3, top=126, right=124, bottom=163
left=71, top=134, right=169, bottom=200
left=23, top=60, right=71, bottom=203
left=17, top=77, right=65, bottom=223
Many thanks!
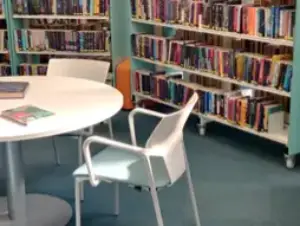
left=83, top=135, right=145, bottom=187
left=128, top=108, right=166, bottom=145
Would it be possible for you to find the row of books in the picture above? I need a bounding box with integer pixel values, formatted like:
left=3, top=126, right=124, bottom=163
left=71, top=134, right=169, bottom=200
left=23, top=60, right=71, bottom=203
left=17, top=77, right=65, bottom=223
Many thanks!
left=235, top=53, right=293, bottom=92
left=132, top=33, right=293, bottom=92
left=18, top=63, right=47, bottom=75
left=134, top=69, right=284, bottom=132
left=15, top=29, right=110, bottom=53
left=132, top=34, right=168, bottom=62
left=0, top=0, right=3, bottom=15
left=0, top=30, right=7, bottom=51
left=131, top=0, right=295, bottom=40
left=13, top=0, right=110, bottom=16
left=0, top=64, right=11, bottom=76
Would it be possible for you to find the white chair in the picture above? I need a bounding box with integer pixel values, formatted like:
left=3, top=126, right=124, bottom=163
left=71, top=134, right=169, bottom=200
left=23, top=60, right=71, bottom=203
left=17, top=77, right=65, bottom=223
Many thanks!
left=46, top=58, right=114, bottom=166
left=73, top=92, right=201, bottom=226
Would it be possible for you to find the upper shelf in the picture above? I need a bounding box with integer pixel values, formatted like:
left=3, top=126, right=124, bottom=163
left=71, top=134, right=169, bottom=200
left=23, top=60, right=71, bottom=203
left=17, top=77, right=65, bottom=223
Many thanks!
left=132, top=18, right=294, bottom=47
left=13, top=15, right=109, bottom=20
left=17, top=51, right=111, bottom=57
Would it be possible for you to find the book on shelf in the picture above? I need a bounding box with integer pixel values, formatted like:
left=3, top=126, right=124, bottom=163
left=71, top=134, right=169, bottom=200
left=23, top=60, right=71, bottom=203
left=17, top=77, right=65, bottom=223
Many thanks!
left=0, top=64, right=11, bottom=76
left=13, top=0, right=110, bottom=16
left=134, top=68, right=285, bottom=134
left=0, top=81, right=29, bottom=99
left=0, top=30, right=7, bottom=51
left=131, top=0, right=295, bottom=40
left=15, top=29, right=110, bottom=53
left=0, top=0, right=3, bottom=15
left=1, top=105, right=54, bottom=126
left=131, top=33, right=293, bottom=93
left=18, top=64, right=48, bottom=75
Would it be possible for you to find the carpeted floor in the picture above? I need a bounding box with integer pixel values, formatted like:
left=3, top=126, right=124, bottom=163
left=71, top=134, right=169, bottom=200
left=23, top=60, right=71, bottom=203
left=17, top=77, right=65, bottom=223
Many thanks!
left=0, top=109, right=300, bottom=226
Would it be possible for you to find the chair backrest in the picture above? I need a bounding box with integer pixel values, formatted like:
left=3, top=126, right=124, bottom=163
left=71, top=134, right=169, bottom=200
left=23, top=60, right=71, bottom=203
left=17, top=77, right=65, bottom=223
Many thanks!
left=47, top=58, right=110, bottom=83
left=145, top=92, right=198, bottom=185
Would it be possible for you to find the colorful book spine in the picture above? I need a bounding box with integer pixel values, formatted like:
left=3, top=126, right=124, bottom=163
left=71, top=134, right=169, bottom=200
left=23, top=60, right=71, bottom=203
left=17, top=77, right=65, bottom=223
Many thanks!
left=18, top=63, right=48, bottom=75
left=0, top=0, right=3, bottom=15
left=131, top=0, right=295, bottom=40
left=132, top=33, right=169, bottom=62
left=13, top=0, right=110, bottom=16
left=15, top=29, right=110, bottom=53
left=132, top=33, right=293, bottom=92
left=0, top=30, right=7, bottom=51
left=0, top=64, right=12, bottom=76
left=135, top=68, right=284, bottom=132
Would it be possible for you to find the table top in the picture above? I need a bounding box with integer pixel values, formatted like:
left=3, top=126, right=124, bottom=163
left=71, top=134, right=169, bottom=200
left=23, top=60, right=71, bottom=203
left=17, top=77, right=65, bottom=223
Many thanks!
left=0, top=76, right=123, bottom=142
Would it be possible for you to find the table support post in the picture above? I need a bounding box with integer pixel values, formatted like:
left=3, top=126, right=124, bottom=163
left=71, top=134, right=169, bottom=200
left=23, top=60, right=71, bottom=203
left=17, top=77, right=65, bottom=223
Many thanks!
left=4, top=141, right=26, bottom=223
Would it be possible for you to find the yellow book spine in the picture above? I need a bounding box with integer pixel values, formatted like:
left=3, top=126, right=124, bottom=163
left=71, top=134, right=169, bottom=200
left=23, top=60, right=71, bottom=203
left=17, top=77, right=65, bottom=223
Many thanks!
left=263, top=107, right=268, bottom=131
left=236, top=55, right=244, bottom=80
left=240, top=99, right=247, bottom=127
left=93, top=0, right=98, bottom=14
left=219, top=51, right=224, bottom=77
left=141, top=37, right=144, bottom=57
left=136, top=0, right=140, bottom=18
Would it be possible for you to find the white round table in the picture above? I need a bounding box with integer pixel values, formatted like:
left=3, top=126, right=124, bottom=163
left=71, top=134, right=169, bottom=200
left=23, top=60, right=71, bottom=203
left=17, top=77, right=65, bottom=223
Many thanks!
left=0, top=75, right=123, bottom=226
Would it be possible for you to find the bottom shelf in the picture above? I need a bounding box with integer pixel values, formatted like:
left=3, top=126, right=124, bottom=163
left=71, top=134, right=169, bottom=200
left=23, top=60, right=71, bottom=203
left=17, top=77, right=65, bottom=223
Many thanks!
left=134, top=92, right=288, bottom=145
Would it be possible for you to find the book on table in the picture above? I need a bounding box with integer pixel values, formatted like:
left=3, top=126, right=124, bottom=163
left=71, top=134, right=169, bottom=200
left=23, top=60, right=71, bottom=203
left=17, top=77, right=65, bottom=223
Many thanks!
left=0, top=81, right=29, bottom=99
left=1, top=105, right=54, bottom=126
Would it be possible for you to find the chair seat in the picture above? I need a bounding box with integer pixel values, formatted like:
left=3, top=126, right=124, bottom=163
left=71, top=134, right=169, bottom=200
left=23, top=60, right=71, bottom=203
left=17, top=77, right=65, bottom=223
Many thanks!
left=73, top=146, right=170, bottom=188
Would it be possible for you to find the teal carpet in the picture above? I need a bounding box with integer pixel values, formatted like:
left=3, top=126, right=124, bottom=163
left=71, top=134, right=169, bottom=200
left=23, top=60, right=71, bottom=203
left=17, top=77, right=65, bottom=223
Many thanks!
left=1, top=110, right=300, bottom=226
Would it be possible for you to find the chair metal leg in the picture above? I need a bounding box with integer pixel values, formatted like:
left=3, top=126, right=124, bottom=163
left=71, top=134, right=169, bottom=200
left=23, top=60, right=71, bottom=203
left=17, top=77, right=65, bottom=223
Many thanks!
left=19, top=142, right=25, bottom=165
left=75, top=178, right=82, bottom=226
left=144, top=158, right=164, bottom=226
left=185, top=157, right=201, bottom=226
left=52, top=137, right=61, bottom=166
left=107, top=119, right=114, bottom=139
left=78, top=136, right=84, bottom=201
left=149, top=185, right=164, bottom=226
left=114, top=182, right=119, bottom=216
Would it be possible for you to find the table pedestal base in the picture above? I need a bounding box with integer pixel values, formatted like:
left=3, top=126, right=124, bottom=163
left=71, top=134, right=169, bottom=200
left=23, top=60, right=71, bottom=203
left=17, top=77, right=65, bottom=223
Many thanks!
left=0, top=194, right=72, bottom=226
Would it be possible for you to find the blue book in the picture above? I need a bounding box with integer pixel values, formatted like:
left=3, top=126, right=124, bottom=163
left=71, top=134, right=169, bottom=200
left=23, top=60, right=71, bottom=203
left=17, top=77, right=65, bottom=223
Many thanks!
left=0, top=81, right=29, bottom=99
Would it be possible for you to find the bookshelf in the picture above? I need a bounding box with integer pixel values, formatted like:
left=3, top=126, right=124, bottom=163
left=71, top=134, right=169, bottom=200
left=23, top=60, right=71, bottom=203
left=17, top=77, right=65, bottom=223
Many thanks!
left=4, top=0, right=112, bottom=75
left=0, top=1, right=10, bottom=76
left=123, top=0, right=300, bottom=168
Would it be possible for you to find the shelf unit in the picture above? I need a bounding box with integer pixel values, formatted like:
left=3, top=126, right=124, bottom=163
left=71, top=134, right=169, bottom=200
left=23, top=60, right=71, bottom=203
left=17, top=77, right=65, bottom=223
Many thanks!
left=0, top=3, right=10, bottom=76
left=0, top=0, right=124, bottom=80
left=122, top=1, right=300, bottom=168
left=4, top=0, right=112, bottom=75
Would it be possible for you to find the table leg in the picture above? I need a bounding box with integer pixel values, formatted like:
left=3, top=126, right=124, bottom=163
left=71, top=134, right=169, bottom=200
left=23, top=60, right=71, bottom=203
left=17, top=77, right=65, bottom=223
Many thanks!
left=4, top=142, right=26, bottom=224
left=0, top=141, right=72, bottom=226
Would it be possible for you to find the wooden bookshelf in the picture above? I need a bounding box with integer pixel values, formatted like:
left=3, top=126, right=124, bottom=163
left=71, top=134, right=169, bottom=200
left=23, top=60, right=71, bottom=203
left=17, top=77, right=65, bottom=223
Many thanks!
left=126, top=0, right=299, bottom=168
